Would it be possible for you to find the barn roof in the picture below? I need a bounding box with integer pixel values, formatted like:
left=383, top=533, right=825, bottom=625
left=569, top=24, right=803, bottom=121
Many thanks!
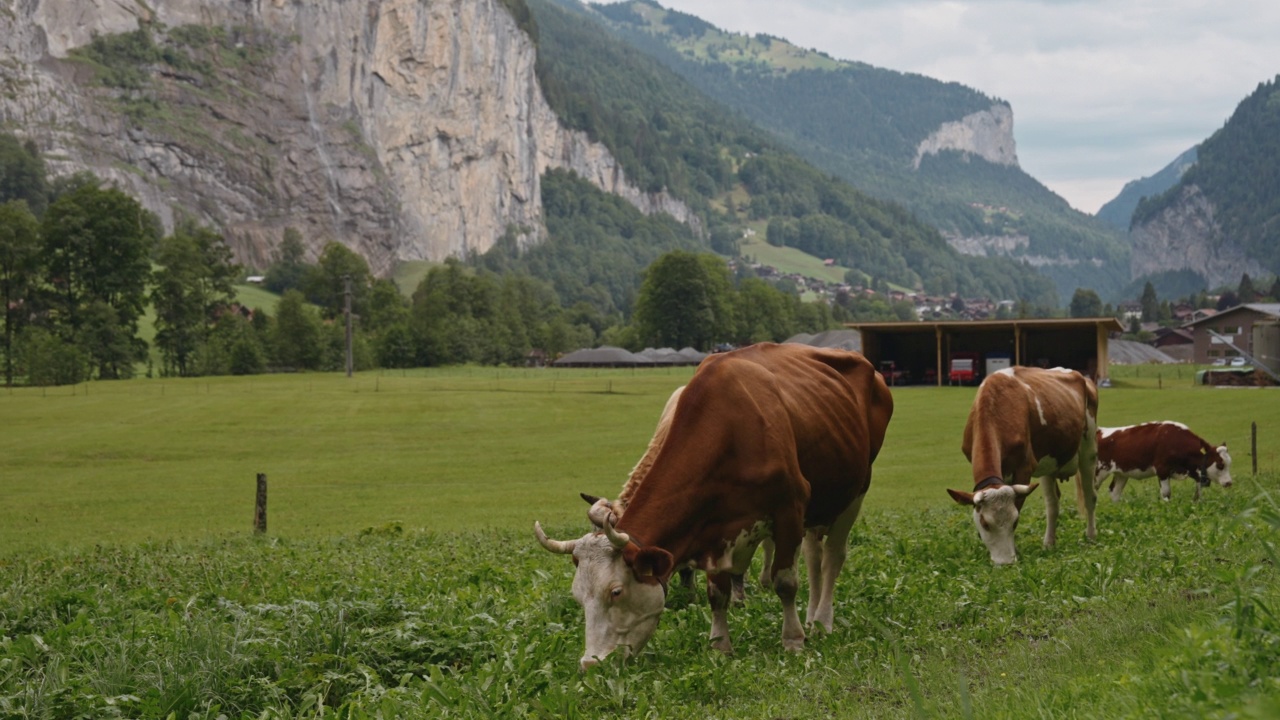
left=554, top=346, right=653, bottom=367
left=1182, top=303, right=1280, bottom=327
left=1108, top=339, right=1178, bottom=364
left=844, top=317, right=1125, bottom=333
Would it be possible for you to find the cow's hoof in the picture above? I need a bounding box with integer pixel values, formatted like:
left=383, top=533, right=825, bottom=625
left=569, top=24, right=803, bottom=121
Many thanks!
left=783, top=636, right=806, bottom=652
left=710, top=636, right=734, bottom=654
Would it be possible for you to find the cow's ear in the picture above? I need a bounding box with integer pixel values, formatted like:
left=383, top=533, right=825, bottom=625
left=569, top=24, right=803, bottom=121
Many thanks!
left=627, top=546, right=675, bottom=584
left=947, top=488, right=975, bottom=506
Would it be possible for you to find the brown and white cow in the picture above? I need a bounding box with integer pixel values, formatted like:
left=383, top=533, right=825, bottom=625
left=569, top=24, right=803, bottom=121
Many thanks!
left=535, top=343, right=894, bottom=669
left=947, top=366, right=1099, bottom=565
left=1095, top=422, right=1232, bottom=502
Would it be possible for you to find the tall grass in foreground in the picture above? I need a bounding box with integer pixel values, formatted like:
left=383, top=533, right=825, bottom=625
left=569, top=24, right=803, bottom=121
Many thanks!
left=2, top=475, right=1277, bottom=718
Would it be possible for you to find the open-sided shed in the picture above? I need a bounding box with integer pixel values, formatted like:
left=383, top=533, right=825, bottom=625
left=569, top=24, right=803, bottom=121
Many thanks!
left=846, top=317, right=1124, bottom=386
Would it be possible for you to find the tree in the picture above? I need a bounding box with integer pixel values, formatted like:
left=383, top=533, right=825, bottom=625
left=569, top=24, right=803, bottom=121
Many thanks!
left=272, top=290, right=323, bottom=370
left=1216, top=290, right=1239, bottom=311
left=0, top=132, right=48, bottom=216
left=150, top=222, right=239, bottom=376
left=0, top=200, right=41, bottom=384
left=1069, top=288, right=1103, bottom=318
left=1269, top=276, right=1280, bottom=302
left=40, top=181, right=157, bottom=369
left=303, top=241, right=373, bottom=320
left=263, top=227, right=308, bottom=294
left=1139, top=281, right=1159, bottom=322
left=1237, top=273, right=1258, bottom=303
left=633, top=251, right=734, bottom=350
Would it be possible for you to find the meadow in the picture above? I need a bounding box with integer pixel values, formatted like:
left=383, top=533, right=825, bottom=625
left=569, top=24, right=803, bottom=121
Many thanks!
left=1, top=364, right=1278, bottom=718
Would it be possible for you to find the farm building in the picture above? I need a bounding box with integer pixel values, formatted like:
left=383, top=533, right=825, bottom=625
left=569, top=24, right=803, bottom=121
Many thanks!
left=1181, top=303, right=1280, bottom=364
left=845, top=317, right=1125, bottom=386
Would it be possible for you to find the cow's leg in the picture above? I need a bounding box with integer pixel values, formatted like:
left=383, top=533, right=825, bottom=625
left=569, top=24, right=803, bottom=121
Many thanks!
left=758, top=538, right=775, bottom=589
left=1080, top=445, right=1100, bottom=540
left=771, top=511, right=807, bottom=652
left=1159, top=478, right=1172, bottom=501
left=808, top=493, right=865, bottom=633
left=1109, top=475, right=1128, bottom=502
left=802, top=529, right=824, bottom=627
left=1042, top=477, right=1061, bottom=548
left=730, top=573, right=746, bottom=605
left=706, top=571, right=734, bottom=654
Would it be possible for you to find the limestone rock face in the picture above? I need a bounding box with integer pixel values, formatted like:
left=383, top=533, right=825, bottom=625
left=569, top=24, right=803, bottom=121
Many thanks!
left=914, top=104, right=1018, bottom=169
left=0, top=0, right=697, bottom=275
left=1129, top=185, right=1265, bottom=288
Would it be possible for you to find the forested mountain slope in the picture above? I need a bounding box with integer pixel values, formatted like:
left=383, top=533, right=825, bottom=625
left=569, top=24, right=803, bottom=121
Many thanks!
left=1130, top=76, right=1280, bottom=287
left=1096, top=146, right=1198, bottom=231
left=588, top=0, right=1129, bottom=301
left=521, top=0, right=1059, bottom=308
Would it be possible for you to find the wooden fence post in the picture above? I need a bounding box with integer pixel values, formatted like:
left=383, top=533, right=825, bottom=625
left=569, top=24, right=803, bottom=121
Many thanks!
left=1252, top=422, right=1258, bottom=476
left=254, top=473, right=268, bottom=534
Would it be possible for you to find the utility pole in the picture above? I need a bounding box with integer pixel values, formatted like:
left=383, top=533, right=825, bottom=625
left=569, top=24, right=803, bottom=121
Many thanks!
left=343, top=273, right=353, bottom=377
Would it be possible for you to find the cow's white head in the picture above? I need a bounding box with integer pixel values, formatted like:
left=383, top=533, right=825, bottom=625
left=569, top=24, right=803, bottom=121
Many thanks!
left=1208, top=442, right=1233, bottom=488
left=534, top=518, right=674, bottom=670
left=947, top=482, right=1038, bottom=565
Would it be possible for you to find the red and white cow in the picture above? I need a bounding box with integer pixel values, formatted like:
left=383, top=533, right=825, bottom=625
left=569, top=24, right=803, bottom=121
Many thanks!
left=1095, top=422, right=1232, bottom=502
left=581, top=385, right=772, bottom=602
left=947, top=366, right=1100, bottom=565
left=535, top=343, right=894, bottom=669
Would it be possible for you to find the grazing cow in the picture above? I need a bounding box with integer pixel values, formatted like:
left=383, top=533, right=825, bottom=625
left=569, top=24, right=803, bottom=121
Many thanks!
left=535, top=343, right=894, bottom=669
left=1094, top=422, right=1232, bottom=502
left=581, top=385, right=770, bottom=603
left=947, top=366, right=1099, bottom=565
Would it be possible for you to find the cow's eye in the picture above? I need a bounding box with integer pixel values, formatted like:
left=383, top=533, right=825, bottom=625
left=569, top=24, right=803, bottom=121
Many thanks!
left=610, top=587, right=623, bottom=600
left=978, top=517, right=991, bottom=531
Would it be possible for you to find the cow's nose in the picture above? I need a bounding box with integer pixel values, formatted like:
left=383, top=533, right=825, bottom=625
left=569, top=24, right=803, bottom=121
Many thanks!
left=579, top=657, right=598, bottom=672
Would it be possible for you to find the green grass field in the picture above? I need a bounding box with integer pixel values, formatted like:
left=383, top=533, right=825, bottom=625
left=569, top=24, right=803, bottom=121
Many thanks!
left=2, top=365, right=1278, bottom=718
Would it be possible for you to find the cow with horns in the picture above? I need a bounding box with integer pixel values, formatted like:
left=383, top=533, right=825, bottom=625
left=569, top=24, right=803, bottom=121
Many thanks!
left=534, top=343, right=894, bottom=669
left=1094, top=422, right=1232, bottom=502
left=947, top=366, right=1099, bottom=565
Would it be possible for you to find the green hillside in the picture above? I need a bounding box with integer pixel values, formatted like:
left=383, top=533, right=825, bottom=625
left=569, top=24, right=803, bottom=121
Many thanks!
left=1133, top=75, right=1280, bottom=276
left=523, top=0, right=1058, bottom=308
left=588, top=0, right=1129, bottom=301
left=1097, top=146, right=1197, bottom=231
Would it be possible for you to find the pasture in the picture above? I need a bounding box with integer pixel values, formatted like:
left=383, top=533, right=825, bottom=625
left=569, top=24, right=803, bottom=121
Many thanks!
left=2, top=365, right=1279, bottom=718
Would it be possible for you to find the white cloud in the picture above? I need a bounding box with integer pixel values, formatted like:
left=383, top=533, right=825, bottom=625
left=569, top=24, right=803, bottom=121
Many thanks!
left=605, top=0, right=1280, bottom=213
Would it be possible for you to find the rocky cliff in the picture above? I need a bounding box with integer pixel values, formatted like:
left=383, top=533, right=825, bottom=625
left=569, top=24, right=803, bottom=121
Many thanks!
left=1129, top=184, right=1266, bottom=288
left=0, top=0, right=698, bottom=275
left=913, top=104, right=1018, bottom=169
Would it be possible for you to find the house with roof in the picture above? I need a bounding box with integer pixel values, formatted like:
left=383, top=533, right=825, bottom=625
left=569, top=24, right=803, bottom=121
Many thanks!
left=1181, top=303, right=1280, bottom=364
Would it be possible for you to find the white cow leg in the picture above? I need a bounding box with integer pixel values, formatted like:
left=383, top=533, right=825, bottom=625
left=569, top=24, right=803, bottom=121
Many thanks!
left=1080, top=471, right=1098, bottom=541
left=810, top=494, right=864, bottom=632
left=1160, top=479, right=1172, bottom=501
left=1042, top=477, right=1061, bottom=548
left=802, top=530, right=824, bottom=626
left=707, top=572, right=734, bottom=654
left=1109, top=476, right=1128, bottom=502
left=1193, top=478, right=1202, bottom=502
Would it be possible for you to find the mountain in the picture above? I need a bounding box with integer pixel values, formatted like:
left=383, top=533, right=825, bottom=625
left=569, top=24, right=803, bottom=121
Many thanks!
left=0, top=0, right=1057, bottom=311
left=1130, top=76, right=1280, bottom=289
left=587, top=0, right=1129, bottom=302
left=0, top=0, right=699, bottom=276
left=1096, top=146, right=1198, bottom=231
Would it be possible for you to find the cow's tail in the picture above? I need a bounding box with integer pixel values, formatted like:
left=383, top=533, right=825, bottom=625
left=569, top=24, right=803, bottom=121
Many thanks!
left=1075, top=377, right=1100, bottom=516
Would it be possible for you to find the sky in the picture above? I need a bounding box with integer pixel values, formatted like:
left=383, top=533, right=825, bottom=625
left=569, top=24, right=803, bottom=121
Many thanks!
left=602, top=0, right=1280, bottom=215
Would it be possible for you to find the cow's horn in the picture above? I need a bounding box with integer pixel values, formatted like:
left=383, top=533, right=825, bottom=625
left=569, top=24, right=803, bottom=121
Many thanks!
left=604, top=515, right=631, bottom=549
left=1013, top=483, right=1038, bottom=496
left=534, top=521, right=576, bottom=554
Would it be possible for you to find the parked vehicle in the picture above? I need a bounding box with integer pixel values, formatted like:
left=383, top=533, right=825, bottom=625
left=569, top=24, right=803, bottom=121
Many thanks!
left=948, top=352, right=980, bottom=385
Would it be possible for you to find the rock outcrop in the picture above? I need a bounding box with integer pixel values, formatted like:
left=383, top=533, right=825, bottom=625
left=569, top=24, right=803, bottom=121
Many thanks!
left=913, top=104, right=1018, bottom=169
left=1129, top=184, right=1265, bottom=288
left=0, top=0, right=699, bottom=275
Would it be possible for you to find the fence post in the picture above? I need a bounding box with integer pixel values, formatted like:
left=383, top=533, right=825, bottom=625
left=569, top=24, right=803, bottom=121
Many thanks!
left=1252, top=422, right=1258, bottom=476
left=254, top=473, right=268, bottom=534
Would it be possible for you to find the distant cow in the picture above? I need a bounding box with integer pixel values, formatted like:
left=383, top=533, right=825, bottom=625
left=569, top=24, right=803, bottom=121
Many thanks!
left=1095, top=422, right=1232, bottom=502
left=535, top=343, right=894, bottom=669
left=947, top=366, right=1099, bottom=565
